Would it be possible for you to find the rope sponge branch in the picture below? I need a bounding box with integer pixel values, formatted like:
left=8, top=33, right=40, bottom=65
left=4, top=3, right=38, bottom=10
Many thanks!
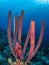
left=26, top=21, right=45, bottom=63
left=7, top=11, right=17, bottom=59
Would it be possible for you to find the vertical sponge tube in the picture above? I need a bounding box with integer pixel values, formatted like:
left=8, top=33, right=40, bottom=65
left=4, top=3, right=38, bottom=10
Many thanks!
left=26, top=21, right=44, bottom=63
left=26, top=21, right=35, bottom=62
left=23, top=29, right=30, bottom=54
left=18, top=16, right=22, bottom=43
left=31, top=21, right=45, bottom=58
left=7, top=11, right=16, bottom=59
left=18, top=10, right=24, bottom=43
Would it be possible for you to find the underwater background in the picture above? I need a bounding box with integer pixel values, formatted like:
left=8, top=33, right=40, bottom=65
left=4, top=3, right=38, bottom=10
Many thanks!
left=0, top=0, right=49, bottom=65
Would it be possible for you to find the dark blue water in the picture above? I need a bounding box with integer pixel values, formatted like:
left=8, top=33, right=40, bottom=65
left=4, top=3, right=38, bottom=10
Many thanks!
left=0, top=0, right=49, bottom=42
left=0, top=1, right=49, bottom=65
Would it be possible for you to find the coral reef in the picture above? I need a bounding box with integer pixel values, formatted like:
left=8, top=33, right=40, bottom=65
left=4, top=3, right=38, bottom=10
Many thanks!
left=0, top=29, right=49, bottom=65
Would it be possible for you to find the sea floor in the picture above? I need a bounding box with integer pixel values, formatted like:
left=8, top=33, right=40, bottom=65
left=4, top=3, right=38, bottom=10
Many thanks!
left=0, top=29, right=49, bottom=65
